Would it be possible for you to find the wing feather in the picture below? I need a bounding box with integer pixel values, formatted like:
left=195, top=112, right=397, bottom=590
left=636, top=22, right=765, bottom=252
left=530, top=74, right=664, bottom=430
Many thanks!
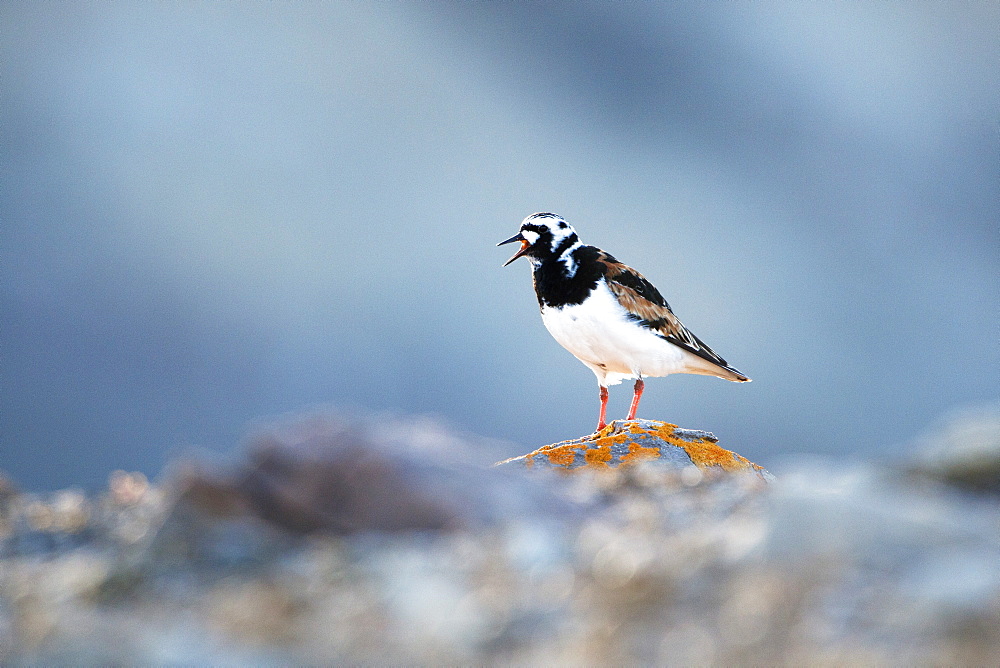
left=594, top=250, right=745, bottom=377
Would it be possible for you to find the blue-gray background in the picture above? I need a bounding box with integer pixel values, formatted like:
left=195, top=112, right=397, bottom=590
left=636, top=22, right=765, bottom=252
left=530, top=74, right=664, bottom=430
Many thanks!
left=3, top=2, right=997, bottom=491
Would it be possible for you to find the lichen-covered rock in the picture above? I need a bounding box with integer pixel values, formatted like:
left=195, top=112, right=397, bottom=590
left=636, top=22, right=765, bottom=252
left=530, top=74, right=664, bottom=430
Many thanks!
left=498, top=419, right=771, bottom=481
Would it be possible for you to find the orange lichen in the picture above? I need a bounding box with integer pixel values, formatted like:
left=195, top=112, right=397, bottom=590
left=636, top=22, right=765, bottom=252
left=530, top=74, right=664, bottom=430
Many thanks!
left=621, top=440, right=662, bottom=464
left=594, top=424, right=617, bottom=438
left=505, top=420, right=768, bottom=477
left=630, top=421, right=677, bottom=435
left=648, top=422, right=752, bottom=472
left=584, top=442, right=613, bottom=465
left=584, top=432, right=631, bottom=467
left=538, top=444, right=578, bottom=468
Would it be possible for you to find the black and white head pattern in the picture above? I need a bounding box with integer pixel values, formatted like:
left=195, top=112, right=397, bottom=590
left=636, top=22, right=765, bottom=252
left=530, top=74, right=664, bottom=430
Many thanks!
left=518, top=212, right=583, bottom=275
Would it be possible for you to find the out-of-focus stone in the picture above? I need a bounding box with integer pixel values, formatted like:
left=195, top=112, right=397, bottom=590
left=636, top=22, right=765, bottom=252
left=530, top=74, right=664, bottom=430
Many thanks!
left=909, top=404, right=1000, bottom=494
left=161, top=413, right=566, bottom=540
left=3, top=408, right=1000, bottom=665
left=232, top=421, right=461, bottom=533
left=131, top=413, right=577, bottom=575
left=497, top=419, right=771, bottom=481
left=108, top=471, right=150, bottom=506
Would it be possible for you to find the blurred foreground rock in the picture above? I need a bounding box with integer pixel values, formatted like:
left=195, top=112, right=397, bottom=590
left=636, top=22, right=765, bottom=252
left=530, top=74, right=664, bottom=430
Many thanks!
left=1, top=409, right=999, bottom=664
left=498, top=419, right=772, bottom=481
left=909, top=404, right=1000, bottom=494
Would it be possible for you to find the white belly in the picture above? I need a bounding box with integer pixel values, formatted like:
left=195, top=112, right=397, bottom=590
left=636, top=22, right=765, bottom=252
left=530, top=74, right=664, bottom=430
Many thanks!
left=541, top=281, right=700, bottom=386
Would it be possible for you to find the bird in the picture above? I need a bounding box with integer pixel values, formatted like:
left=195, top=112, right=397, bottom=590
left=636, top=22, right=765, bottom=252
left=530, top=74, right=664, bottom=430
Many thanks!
left=498, top=212, right=749, bottom=432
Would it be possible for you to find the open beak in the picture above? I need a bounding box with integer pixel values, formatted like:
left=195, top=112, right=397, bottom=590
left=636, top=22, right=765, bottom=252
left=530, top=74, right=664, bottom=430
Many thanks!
left=498, top=232, right=531, bottom=266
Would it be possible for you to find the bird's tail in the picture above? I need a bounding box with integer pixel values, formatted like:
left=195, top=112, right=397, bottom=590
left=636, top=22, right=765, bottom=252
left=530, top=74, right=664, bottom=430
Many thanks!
left=719, top=364, right=751, bottom=382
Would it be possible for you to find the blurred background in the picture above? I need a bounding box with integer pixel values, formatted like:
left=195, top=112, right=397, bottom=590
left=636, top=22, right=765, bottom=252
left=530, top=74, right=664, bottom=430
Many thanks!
left=2, top=1, right=997, bottom=491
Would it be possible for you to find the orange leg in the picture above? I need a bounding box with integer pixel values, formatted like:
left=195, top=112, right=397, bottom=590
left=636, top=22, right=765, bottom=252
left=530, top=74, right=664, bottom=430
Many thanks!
left=597, top=386, right=609, bottom=431
left=626, top=378, right=644, bottom=420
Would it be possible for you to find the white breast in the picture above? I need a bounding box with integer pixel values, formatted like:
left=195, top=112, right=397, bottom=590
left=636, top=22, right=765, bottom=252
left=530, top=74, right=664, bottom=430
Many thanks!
left=540, top=280, right=703, bottom=386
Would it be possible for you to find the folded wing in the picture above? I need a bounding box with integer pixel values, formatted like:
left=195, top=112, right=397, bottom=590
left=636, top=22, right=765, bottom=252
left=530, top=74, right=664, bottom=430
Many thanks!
left=595, top=251, right=749, bottom=381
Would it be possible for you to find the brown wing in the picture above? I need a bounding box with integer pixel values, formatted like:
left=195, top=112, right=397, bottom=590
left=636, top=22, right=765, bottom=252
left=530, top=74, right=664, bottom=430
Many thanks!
left=594, top=250, right=740, bottom=373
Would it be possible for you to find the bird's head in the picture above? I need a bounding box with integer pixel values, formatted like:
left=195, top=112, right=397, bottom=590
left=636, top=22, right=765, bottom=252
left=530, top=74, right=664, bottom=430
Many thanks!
left=498, top=213, right=580, bottom=267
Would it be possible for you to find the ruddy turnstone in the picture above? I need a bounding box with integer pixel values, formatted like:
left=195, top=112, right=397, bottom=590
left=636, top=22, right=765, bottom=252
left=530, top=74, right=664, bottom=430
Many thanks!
left=499, top=212, right=749, bottom=431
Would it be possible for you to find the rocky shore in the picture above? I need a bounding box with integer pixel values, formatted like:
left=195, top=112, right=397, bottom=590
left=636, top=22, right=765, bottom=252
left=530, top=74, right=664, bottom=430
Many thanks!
left=1, top=407, right=998, bottom=664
